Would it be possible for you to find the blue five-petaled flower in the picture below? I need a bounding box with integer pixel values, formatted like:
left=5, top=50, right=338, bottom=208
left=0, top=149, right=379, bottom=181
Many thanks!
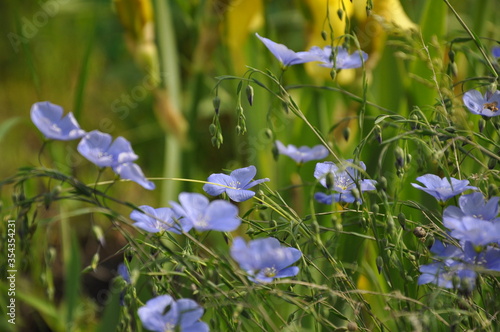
left=313, top=160, right=376, bottom=204
left=231, top=237, right=302, bottom=283
left=170, top=192, right=241, bottom=232
left=78, top=130, right=155, bottom=190
left=462, top=89, right=500, bottom=117
left=309, top=45, right=368, bottom=69
left=31, top=101, right=86, bottom=140
left=275, top=140, right=329, bottom=164
left=203, top=166, right=269, bottom=202
left=411, top=174, right=476, bottom=202
left=130, top=205, right=186, bottom=234
left=256, top=33, right=321, bottom=67
left=138, top=295, right=209, bottom=332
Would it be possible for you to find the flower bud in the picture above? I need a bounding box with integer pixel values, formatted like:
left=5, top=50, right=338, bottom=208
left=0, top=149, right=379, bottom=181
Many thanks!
left=325, top=172, right=335, bottom=190
left=394, top=146, right=405, bottom=169
left=376, top=256, right=384, bottom=274
left=448, top=49, right=455, bottom=63
left=246, top=85, right=254, bottom=106
left=343, top=127, right=350, bottom=142
left=265, top=128, right=273, bottom=140
left=398, top=212, right=406, bottom=229
left=213, top=95, right=221, bottom=114
left=488, top=157, right=497, bottom=169
left=321, top=30, right=327, bottom=41
left=374, top=125, right=382, bottom=143
left=209, top=123, right=216, bottom=135
left=478, top=118, right=486, bottom=133
left=337, top=9, right=343, bottom=20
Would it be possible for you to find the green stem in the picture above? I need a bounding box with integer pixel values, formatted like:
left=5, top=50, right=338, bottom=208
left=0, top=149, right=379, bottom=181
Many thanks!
left=154, top=0, right=183, bottom=204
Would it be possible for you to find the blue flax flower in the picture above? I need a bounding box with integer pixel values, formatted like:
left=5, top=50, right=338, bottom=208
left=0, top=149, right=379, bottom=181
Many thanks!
left=78, top=130, right=155, bottom=190
left=492, top=46, right=500, bottom=59
left=130, top=205, right=186, bottom=234
left=117, top=263, right=131, bottom=284
left=313, top=160, right=376, bottom=204
left=309, top=46, right=368, bottom=69
left=411, top=174, right=476, bottom=202
left=170, top=192, right=240, bottom=232
left=418, top=240, right=500, bottom=291
left=31, top=101, right=86, bottom=140
left=203, top=165, right=269, bottom=202
left=443, top=193, right=500, bottom=246
left=255, top=33, right=321, bottom=67
left=275, top=140, right=329, bottom=164
left=230, top=237, right=301, bottom=283
left=138, top=295, right=209, bottom=332
left=462, top=89, right=500, bottom=117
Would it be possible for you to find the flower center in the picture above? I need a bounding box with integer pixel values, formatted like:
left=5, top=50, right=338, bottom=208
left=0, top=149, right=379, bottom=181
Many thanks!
left=263, top=267, right=277, bottom=277
left=483, top=101, right=498, bottom=112
left=228, top=180, right=242, bottom=189
left=163, top=322, right=175, bottom=332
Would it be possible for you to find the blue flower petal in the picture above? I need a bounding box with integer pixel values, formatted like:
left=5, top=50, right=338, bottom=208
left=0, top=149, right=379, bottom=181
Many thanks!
left=113, top=162, right=155, bottom=190
left=31, top=101, right=86, bottom=140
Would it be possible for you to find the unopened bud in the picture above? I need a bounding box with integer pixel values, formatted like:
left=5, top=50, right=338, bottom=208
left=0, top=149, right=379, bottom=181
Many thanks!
left=394, top=146, right=405, bottom=169
left=265, top=128, right=273, bottom=140
left=343, top=127, right=350, bottom=142
left=448, top=49, right=455, bottom=63
left=325, top=172, right=335, bottom=190
left=398, top=212, right=406, bottom=229
left=337, top=9, right=343, bottom=20
left=488, top=157, right=497, bottom=169
left=236, top=125, right=242, bottom=135
left=374, top=125, right=382, bottom=143
left=376, top=256, right=384, bottom=274
left=478, top=118, right=486, bottom=133
left=213, top=96, right=220, bottom=114
left=209, top=123, right=216, bottom=135
left=246, top=85, right=254, bottom=106
left=321, top=30, right=327, bottom=41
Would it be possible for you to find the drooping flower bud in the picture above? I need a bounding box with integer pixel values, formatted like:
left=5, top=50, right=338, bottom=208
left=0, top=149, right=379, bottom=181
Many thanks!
left=246, top=85, right=254, bottom=106
left=213, top=95, right=221, bottom=114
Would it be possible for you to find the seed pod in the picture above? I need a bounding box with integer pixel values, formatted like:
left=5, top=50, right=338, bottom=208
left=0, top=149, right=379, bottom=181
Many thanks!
left=413, top=226, right=426, bottom=238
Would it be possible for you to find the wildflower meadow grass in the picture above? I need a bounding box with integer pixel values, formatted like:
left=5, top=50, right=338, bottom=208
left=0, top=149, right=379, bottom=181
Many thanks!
left=1, top=0, right=500, bottom=331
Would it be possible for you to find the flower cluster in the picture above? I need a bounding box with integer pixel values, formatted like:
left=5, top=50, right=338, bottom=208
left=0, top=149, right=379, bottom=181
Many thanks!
left=313, top=159, right=377, bottom=204
left=131, top=192, right=241, bottom=233
left=31, top=101, right=155, bottom=190
left=256, top=33, right=367, bottom=70
left=418, top=192, right=500, bottom=291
